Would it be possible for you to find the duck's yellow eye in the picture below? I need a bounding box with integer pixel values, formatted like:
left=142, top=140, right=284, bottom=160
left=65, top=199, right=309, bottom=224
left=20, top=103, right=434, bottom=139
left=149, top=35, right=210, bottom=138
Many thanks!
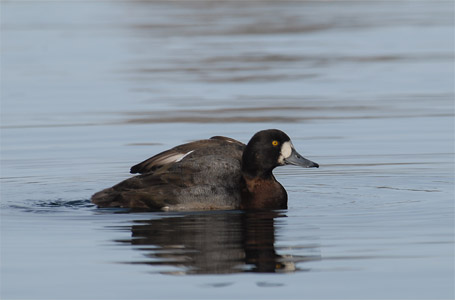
left=272, top=140, right=279, bottom=146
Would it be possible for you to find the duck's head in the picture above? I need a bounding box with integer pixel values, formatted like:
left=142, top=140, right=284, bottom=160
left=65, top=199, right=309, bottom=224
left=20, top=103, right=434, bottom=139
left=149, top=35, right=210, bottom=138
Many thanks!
left=242, top=129, right=319, bottom=178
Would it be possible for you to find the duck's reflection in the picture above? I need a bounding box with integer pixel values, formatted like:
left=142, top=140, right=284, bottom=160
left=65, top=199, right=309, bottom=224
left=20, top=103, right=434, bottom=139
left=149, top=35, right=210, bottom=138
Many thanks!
left=116, top=211, right=319, bottom=274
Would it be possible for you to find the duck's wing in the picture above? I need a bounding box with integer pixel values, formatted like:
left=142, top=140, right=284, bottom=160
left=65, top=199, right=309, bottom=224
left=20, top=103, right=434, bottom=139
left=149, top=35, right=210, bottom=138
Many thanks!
left=209, top=135, right=244, bottom=146
left=130, top=137, right=244, bottom=174
left=129, top=149, right=190, bottom=174
left=92, top=143, right=245, bottom=210
left=130, top=141, right=207, bottom=174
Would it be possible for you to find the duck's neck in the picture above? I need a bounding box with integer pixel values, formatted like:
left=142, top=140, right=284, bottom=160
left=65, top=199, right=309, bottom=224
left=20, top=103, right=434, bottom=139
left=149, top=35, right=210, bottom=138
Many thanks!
left=240, top=173, right=288, bottom=210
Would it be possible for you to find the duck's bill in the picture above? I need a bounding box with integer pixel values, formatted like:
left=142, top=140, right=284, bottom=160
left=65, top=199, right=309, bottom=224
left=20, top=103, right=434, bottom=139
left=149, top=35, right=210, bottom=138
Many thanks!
left=285, top=148, right=319, bottom=168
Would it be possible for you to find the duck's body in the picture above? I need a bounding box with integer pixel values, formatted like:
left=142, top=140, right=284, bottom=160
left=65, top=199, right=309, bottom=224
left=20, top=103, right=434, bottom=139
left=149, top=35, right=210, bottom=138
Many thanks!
left=91, top=129, right=318, bottom=211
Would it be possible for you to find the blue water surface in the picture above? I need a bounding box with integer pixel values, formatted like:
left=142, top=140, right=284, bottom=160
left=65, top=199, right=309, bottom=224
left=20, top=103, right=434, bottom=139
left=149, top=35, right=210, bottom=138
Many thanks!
left=1, top=1, right=454, bottom=299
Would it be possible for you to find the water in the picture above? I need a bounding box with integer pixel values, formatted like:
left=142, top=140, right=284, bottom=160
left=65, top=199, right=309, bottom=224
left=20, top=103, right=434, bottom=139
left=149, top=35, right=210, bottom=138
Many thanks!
left=1, top=1, right=454, bottom=299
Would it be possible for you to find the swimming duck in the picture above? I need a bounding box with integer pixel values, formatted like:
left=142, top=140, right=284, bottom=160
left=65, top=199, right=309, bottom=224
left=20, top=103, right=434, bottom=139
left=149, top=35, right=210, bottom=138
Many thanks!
left=91, top=129, right=318, bottom=211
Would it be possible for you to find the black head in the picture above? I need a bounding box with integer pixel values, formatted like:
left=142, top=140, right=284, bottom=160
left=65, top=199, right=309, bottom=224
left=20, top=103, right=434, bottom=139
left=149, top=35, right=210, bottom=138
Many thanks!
left=242, top=129, right=319, bottom=178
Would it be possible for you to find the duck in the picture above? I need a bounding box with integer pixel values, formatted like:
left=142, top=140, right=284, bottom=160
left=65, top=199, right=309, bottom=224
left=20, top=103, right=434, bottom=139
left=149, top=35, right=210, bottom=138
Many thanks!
left=91, top=129, right=319, bottom=211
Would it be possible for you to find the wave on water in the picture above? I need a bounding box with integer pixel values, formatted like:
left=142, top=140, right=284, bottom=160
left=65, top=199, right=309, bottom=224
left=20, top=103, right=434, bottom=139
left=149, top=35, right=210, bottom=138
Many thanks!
left=7, top=199, right=96, bottom=213
left=35, top=199, right=95, bottom=208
